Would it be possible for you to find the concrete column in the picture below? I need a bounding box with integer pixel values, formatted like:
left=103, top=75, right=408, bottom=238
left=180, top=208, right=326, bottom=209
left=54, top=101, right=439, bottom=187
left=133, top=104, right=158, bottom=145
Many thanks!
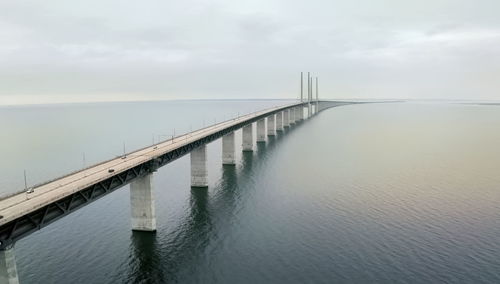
left=130, top=173, right=156, bottom=231
left=276, top=112, right=283, bottom=132
left=283, top=110, right=290, bottom=127
left=257, top=119, right=266, bottom=142
left=290, top=108, right=296, bottom=124
left=297, top=107, right=303, bottom=121
left=222, top=132, right=235, bottom=165
left=0, top=246, right=19, bottom=284
left=191, top=145, right=208, bottom=187
left=242, top=124, right=253, bottom=151
left=267, top=114, right=275, bottom=136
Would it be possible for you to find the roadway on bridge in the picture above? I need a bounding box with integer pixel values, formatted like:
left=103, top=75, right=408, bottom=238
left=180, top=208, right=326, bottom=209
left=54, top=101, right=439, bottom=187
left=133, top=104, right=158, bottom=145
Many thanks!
left=0, top=103, right=303, bottom=226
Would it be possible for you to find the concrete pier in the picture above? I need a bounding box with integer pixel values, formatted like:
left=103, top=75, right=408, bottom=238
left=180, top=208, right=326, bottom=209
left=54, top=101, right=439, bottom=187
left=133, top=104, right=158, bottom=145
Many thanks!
left=242, top=124, right=253, bottom=151
left=283, top=110, right=290, bottom=128
left=130, top=173, right=156, bottom=231
left=267, top=115, right=275, bottom=136
left=191, top=145, right=208, bottom=187
left=276, top=112, right=283, bottom=132
left=257, top=119, right=266, bottom=142
left=290, top=108, right=296, bottom=124
left=222, top=132, right=235, bottom=165
left=297, top=107, right=303, bottom=121
left=0, top=246, right=18, bottom=284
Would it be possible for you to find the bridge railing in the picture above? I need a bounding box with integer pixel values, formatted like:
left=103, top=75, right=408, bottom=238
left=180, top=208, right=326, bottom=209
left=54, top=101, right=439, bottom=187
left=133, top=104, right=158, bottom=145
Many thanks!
left=1, top=101, right=305, bottom=201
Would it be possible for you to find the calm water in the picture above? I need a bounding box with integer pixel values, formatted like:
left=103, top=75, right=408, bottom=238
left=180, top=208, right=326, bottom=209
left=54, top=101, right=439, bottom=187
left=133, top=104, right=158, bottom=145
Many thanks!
left=1, top=101, right=499, bottom=283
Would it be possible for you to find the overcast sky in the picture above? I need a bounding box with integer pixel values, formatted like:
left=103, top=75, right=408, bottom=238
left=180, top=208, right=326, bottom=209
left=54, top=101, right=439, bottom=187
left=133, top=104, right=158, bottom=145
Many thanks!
left=1, top=0, right=500, bottom=105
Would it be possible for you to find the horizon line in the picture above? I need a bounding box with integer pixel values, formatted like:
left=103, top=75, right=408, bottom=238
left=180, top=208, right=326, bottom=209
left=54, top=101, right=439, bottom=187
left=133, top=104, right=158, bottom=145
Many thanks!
left=1, top=97, right=499, bottom=107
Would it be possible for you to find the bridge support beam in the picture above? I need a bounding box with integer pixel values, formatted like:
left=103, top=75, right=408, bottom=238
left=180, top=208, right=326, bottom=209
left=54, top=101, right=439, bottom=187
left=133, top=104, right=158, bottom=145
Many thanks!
left=0, top=246, right=19, bottom=284
left=130, top=173, right=156, bottom=231
left=283, top=110, right=290, bottom=128
left=191, top=145, right=208, bottom=187
left=222, top=132, right=235, bottom=165
left=257, top=119, right=266, bottom=142
left=290, top=108, right=296, bottom=125
left=267, top=114, right=275, bottom=136
left=297, top=107, right=303, bottom=121
left=242, top=124, right=253, bottom=151
left=276, top=112, right=283, bottom=132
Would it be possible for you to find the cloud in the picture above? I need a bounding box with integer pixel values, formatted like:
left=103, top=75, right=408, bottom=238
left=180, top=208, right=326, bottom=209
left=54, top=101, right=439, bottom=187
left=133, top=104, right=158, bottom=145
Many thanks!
left=1, top=0, right=500, bottom=104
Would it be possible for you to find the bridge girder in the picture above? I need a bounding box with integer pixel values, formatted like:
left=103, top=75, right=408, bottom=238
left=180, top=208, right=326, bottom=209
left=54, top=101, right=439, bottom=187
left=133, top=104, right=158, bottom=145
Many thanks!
left=0, top=103, right=315, bottom=249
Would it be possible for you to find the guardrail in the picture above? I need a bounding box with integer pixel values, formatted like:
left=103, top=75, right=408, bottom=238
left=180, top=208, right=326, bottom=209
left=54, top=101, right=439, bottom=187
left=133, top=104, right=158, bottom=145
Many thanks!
left=0, top=101, right=306, bottom=201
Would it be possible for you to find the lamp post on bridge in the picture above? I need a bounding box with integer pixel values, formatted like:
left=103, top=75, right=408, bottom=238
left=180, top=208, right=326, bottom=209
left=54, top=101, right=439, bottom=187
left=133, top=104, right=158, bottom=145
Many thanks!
left=122, top=142, right=127, bottom=158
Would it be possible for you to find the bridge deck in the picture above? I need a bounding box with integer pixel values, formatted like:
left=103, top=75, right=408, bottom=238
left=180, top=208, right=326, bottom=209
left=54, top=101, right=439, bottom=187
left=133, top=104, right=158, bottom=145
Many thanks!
left=0, top=102, right=305, bottom=227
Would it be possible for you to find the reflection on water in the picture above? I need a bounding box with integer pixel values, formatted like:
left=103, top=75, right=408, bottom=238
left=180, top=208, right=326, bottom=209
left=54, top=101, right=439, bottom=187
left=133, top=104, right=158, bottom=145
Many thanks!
left=127, top=161, right=243, bottom=283
left=128, top=231, right=164, bottom=283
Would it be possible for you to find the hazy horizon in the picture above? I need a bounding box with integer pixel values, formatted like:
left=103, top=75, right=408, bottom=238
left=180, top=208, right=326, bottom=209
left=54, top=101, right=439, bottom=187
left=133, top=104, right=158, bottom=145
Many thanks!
left=3, top=97, right=500, bottom=107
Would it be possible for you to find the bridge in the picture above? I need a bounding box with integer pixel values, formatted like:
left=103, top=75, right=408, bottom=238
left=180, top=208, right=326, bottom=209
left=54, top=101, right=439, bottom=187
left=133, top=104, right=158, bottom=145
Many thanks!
left=0, top=96, right=358, bottom=283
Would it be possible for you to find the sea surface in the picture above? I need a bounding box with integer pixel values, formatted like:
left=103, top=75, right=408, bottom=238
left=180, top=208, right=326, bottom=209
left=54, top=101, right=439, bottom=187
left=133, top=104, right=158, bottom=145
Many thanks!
left=0, top=100, right=499, bottom=283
